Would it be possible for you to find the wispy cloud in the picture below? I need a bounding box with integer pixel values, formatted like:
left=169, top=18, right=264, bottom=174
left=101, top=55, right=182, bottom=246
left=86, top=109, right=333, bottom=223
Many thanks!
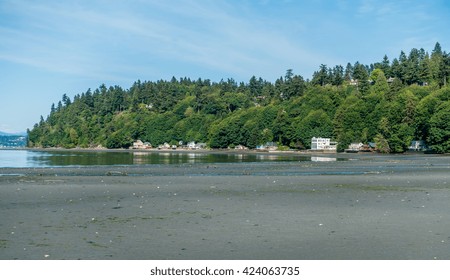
left=0, top=0, right=331, bottom=81
left=2, top=0, right=449, bottom=82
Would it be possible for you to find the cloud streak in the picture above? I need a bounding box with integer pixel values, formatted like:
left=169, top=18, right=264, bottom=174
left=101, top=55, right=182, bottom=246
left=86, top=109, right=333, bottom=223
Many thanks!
left=0, top=0, right=333, bottom=81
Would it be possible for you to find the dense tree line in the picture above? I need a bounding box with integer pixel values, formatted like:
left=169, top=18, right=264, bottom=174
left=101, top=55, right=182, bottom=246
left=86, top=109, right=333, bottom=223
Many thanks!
left=28, top=43, right=450, bottom=153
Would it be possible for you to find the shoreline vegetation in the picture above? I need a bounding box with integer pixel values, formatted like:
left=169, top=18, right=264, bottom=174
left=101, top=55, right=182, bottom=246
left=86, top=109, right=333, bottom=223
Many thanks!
left=27, top=43, right=450, bottom=154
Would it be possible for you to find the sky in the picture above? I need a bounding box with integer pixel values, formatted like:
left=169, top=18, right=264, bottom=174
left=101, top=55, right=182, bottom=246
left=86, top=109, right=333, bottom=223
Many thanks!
left=1, top=0, right=450, bottom=134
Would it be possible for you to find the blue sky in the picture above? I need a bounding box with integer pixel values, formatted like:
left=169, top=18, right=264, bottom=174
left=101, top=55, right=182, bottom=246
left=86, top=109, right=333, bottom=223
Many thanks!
left=1, top=0, right=449, bottom=133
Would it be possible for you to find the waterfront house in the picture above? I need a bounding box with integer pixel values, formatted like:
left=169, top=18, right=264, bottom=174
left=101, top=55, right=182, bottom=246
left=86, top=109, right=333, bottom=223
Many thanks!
left=132, top=140, right=151, bottom=149
left=345, top=142, right=363, bottom=152
left=234, top=144, right=248, bottom=150
left=157, top=142, right=171, bottom=150
left=311, top=137, right=337, bottom=151
left=187, top=141, right=196, bottom=149
left=409, top=140, right=428, bottom=151
left=187, top=141, right=207, bottom=150
left=256, top=142, right=278, bottom=151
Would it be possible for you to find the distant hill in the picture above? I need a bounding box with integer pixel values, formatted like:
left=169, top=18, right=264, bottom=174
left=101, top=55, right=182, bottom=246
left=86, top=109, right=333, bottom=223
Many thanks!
left=0, top=131, right=26, bottom=136
left=0, top=133, right=27, bottom=147
left=27, top=43, right=450, bottom=153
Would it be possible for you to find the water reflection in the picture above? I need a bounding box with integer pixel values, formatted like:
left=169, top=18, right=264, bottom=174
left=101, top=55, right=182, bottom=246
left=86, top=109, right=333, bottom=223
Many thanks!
left=133, top=152, right=208, bottom=164
left=0, top=149, right=347, bottom=168
left=256, top=154, right=281, bottom=161
left=311, top=156, right=337, bottom=162
left=23, top=150, right=135, bottom=167
left=132, top=152, right=246, bottom=165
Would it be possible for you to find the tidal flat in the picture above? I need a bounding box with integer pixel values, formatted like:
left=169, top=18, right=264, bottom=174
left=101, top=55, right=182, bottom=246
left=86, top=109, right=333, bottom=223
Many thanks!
left=1, top=154, right=450, bottom=259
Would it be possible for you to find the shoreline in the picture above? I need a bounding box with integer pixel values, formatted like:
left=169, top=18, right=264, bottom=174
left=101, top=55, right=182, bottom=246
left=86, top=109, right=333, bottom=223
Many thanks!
left=4, top=146, right=448, bottom=157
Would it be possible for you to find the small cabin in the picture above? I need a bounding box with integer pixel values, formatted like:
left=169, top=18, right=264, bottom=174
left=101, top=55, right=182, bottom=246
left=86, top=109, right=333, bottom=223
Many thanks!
left=132, top=140, right=151, bottom=149
left=234, top=144, right=248, bottom=150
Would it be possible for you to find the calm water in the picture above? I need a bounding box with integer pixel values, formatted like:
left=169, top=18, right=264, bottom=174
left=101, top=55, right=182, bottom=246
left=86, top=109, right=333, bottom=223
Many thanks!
left=0, top=149, right=340, bottom=168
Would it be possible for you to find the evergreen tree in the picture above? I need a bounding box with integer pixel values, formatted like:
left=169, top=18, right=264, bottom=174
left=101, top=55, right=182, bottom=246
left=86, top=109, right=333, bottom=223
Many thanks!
left=344, top=62, right=353, bottom=81
left=381, top=55, right=391, bottom=77
left=353, top=62, right=370, bottom=94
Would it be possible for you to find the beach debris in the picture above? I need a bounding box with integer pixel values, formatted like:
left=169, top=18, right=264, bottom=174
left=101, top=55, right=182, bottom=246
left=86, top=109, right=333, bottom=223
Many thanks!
left=105, top=171, right=128, bottom=176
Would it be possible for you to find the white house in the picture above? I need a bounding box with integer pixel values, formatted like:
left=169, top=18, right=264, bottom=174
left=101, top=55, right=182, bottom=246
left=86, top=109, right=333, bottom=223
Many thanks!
left=345, top=142, right=363, bottom=152
left=311, top=137, right=337, bottom=151
left=187, top=141, right=196, bottom=149
left=409, top=140, right=428, bottom=151
left=187, top=141, right=207, bottom=150
left=349, top=142, right=363, bottom=150
left=234, top=144, right=248, bottom=150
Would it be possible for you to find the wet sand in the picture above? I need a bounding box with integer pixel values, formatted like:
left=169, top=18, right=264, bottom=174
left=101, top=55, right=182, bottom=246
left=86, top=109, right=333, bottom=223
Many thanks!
left=1, top=154, right=450, bottom=259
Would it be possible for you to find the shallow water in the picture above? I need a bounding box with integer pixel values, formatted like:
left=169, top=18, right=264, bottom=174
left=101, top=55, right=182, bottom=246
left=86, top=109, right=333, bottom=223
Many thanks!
left=0, top=149, right=345, bottom=168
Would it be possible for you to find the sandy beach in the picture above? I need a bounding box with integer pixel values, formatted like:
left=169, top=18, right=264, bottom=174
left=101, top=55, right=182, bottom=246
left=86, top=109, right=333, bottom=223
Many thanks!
left=1, top=153, right=450, bottom=259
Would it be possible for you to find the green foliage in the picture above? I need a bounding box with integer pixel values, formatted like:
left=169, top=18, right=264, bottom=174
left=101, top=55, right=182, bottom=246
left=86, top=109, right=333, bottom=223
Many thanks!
left=333, top=94, right=366, bottom=150
left=106, top=131, right=133, bottom=149
left=208, top=106, right=277, bottom=148
left=28, top=44, right=450, bottom=153
left=292, top=109, right=334, bottom=149
left=374, top=134, right=390, bottom=153
left=428, top=101, right=450, bottom=153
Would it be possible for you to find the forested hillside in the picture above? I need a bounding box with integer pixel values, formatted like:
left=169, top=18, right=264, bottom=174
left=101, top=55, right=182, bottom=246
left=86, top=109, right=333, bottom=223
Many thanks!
left=28, top=43, right=450, bottom=153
